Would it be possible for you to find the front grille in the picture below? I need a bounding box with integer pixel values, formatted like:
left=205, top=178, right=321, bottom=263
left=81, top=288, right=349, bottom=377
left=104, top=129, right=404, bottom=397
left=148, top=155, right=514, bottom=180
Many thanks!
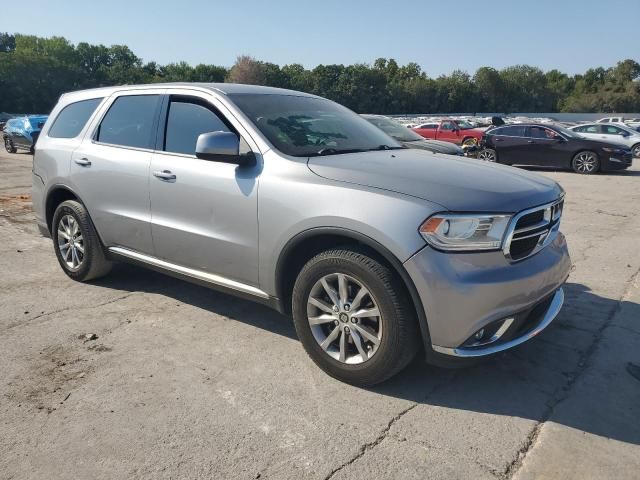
left=504, top=198, right=564, bottom=261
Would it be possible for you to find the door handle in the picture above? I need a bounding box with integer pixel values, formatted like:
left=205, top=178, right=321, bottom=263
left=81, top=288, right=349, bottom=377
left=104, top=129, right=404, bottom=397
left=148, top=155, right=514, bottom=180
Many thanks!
left=74, top=158, right=91, bottom=166
left=153, top=170, right=176, bottom=181
left=527, top=140, right=534, bottom=143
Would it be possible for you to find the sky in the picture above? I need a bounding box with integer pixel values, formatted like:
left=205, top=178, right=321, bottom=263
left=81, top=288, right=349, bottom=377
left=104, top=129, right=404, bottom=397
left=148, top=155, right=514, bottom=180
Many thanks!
left=2, top=0, right=638, bottom=77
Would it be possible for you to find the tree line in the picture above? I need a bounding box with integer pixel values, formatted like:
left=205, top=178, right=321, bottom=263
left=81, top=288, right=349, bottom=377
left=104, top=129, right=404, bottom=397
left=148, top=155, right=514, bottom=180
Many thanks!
left=1, top=33, right=639, bottom=115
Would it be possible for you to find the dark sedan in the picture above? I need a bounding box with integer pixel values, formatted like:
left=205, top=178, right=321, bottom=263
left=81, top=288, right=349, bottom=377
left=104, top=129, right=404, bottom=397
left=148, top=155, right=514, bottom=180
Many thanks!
left=478, top=123, right=633, bottom=174
left=362, top=114, right=464, bottom=156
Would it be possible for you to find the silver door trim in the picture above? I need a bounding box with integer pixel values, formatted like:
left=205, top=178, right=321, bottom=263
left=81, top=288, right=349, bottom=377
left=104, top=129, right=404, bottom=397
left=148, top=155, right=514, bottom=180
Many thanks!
left=109, top=246, right=269, bottom=299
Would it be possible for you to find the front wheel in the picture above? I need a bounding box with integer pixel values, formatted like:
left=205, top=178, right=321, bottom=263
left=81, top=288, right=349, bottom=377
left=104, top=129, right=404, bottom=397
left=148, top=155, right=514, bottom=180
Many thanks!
left=631, top=143, right=640, bottom=158
left=462, top=137, right=477, bottom=148
left=572, top=151, right=600, bottom=174
left=4, top=137, right=17, bottom=153
left=291, top=248, right=419, bottom=386
left=478, top=148, right=497, bottom=162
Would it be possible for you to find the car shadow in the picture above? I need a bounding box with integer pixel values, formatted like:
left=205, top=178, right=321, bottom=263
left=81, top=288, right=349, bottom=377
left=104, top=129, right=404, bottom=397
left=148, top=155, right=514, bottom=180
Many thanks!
left=92, top=265, right=639, bottom=446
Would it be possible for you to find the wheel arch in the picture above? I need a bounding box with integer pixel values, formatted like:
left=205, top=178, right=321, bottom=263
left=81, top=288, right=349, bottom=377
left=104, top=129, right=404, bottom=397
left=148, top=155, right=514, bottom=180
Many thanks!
left=275, top=227, right=432, bottom=354
left=45, top=184, right=82, bottom=233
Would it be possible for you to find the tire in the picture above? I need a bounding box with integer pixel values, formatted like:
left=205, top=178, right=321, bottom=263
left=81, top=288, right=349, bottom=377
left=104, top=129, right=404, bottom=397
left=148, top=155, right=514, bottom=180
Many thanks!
left=52, top=200, right=112, bottom=281
left=631, top=143, right=640, bottom=158
left=478, top=148, right=497, bottom=162
left=4, top=137, right=17, bottom=153
left=291, top=247, right=420, bottom=386
left=571, top=150, right=600, bottom=174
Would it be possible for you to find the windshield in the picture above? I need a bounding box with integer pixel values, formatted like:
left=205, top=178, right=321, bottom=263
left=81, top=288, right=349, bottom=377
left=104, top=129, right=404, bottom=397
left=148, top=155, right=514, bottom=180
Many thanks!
left=362, top=116, right=424, bottom=142
left=454, top=120, right=475, bottom=129
left=228, top=94, right=402, bottom=157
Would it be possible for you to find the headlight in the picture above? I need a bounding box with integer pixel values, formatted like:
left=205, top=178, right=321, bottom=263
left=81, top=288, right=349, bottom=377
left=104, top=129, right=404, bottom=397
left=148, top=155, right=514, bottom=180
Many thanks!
left=602, top=147, right=623, bottom=153
left=419, top=214, right=511, bottom=251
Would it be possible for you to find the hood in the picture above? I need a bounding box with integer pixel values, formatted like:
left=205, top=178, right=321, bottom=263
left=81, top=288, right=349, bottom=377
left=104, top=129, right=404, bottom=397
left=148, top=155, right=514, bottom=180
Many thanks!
left=402, top=139, right=463, bottom=155
left=307, top=148, right=563, bottom=213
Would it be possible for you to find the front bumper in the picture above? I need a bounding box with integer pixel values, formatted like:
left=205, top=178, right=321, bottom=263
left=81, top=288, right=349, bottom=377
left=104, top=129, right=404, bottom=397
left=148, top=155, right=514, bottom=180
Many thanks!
left=603, top=152, right=633, bottom=170
left=404, top=232, right=571, bottom=356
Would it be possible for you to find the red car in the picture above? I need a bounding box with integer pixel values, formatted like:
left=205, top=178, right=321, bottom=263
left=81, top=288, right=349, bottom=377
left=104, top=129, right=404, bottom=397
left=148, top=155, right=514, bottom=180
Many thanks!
left=412, top=119, right=485, bottom=147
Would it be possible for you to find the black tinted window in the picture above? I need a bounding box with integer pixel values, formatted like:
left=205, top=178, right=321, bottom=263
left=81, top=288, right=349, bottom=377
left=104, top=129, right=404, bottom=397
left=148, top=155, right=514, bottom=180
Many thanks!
left=49, top=98, right=102, bottom=138
left=164, top=100, right=231, bottom=155
left=493, top=125, right=525, bottom=137
left=96, top=95, right=160, bottom=148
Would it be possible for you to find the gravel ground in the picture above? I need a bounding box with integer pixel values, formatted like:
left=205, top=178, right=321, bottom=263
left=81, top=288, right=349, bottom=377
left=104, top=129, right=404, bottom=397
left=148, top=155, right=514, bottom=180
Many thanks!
left=0, top=150, right=639, bottom=480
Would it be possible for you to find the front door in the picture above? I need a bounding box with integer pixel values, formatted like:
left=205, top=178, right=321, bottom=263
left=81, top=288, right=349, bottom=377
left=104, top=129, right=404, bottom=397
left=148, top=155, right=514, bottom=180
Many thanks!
left=438, top=121, right=459, bottom=143
left=149, top=93, right=261, bottom=287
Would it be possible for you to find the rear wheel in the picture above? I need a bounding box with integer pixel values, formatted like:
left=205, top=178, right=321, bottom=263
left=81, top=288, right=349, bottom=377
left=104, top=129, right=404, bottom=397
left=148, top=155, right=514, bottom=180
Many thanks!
left=478, top=148, right=497, bottom=162
left=52, top=200, right=112, bottom=281
left=4, top=137, right=16, bottom=153
left=571, top=151, right=599, bottom=174
left=291, top=248, right=419, bottom=386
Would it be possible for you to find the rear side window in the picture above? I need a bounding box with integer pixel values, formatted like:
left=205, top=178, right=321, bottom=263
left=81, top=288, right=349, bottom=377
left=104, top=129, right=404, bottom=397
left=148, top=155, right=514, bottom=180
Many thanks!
left=96, top=95, right=160, bottom=149
left=48, top=98, right=103, bottom=138
left=164, top=99, right=231, bottom=155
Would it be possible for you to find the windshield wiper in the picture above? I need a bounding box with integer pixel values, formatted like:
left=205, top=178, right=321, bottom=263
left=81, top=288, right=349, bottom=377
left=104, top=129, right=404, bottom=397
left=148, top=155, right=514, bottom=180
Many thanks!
left=312, top=148, right=367, bottom=156
left=367, top=144, right=404, bottom=151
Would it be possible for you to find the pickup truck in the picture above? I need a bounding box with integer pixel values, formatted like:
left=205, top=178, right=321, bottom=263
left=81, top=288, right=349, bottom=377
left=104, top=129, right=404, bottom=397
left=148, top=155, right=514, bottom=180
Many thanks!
left=412, top=119, right=485, bottom=147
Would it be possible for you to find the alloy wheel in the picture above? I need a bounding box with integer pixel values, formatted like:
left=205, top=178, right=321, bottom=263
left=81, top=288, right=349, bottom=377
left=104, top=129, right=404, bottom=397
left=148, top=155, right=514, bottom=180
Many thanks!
left=633, top=145, right=640, bottom=158
left=478, top=149, right=496, bottom=162
left=574, top=152, right=597, bottom=173
left=306, top=273, right=382, bottom=364
left=57, top=214, right=85, bottom=270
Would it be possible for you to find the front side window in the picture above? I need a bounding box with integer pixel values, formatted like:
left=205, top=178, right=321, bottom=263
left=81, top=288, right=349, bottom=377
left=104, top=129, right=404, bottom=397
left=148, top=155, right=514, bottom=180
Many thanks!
left=228, top=94, right=401, bottom=157
left=604, top=125, right=624, bottom=135
left=49, top=98, right=103, bottom=138
left=528, top=126, right=559, bottom=139
left=493, top=125, right=526, bottom=137
left=96, top=95, right=160, bottom=149
left=164, top=99, right=231, bottom=155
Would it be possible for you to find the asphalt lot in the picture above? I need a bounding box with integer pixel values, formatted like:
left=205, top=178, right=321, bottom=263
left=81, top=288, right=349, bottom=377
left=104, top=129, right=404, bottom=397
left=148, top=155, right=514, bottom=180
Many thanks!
left=0, top=149, right=639, bottom=480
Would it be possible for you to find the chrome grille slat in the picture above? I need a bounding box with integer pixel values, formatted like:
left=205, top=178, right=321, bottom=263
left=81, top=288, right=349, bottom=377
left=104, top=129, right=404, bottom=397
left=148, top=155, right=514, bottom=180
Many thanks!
left=503, top=198, right=564, bottom=262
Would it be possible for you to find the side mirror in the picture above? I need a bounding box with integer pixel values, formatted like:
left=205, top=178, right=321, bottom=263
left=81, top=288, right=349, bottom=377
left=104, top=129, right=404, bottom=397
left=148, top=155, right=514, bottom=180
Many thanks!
left=621, top=131, right=630, bottom=137
left=195, top=131, right=255, bottom=166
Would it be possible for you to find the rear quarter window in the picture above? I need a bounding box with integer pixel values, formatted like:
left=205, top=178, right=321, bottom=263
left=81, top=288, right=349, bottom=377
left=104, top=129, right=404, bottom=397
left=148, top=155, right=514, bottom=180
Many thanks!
left=49, top=98, right=103, bottom=138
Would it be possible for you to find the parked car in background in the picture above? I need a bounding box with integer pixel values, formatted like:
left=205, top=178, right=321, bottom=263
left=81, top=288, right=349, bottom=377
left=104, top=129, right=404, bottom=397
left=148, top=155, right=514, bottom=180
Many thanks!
left=412, top=119, right=484, bottom=147
left=569, top=123, right=640, bottom=158
left=3, top=115, right=48, bottom=153
left=33, top=83, right=570, bottom=386
left=362, top=115, right=464, bottom=155
left=479, top=123, right=633, bottom=174
left=596, top=116, right=640, bottom=129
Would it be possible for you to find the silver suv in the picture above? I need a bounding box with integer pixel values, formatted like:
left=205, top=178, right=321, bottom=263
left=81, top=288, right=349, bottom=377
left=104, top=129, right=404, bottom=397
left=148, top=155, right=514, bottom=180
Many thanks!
left=32, top=83, right=571, bottom=385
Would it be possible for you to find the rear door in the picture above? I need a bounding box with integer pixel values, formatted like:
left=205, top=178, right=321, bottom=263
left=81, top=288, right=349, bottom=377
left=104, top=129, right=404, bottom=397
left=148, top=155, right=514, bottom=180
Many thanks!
left=149, top=91, right=261, bottom=286
left=488, top=125, right=527, bottom=164
left=70, top=90, right=164, bottom=254
left=572, top=124, right=600, bottom=141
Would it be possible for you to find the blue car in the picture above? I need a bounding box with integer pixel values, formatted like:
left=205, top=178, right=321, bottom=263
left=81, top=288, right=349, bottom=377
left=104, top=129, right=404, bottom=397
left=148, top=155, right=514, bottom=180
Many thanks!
left=3, top=115, right=48, bottom=153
